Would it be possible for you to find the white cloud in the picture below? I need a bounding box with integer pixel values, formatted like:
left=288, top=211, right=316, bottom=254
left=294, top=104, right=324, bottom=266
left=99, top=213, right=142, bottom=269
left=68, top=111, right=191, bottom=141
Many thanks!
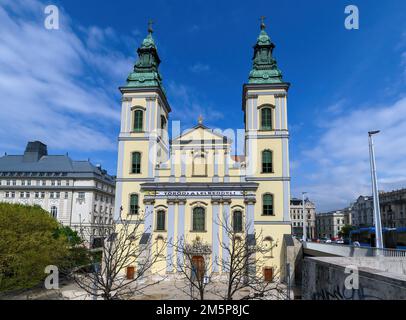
left=0, top=0, right=133, bottom=153
left=295, top=96, right=406, bottom=212
left=189, top=63, right=210, bottom=73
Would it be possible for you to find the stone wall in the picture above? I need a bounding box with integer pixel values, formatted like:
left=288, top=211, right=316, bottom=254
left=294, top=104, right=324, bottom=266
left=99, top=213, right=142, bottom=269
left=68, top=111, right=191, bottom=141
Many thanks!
left=302, top=257, right=406, bottom=300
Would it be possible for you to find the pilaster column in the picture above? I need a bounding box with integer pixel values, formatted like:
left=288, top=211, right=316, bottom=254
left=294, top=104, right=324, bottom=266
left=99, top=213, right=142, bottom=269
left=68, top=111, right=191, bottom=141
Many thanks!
left=274, top=94, right=280, bottom=130
left=244, top=197, right=256, bottom=235
left=121, top=96, right=131, bottom=133
left=224, top=150, right=230, bottom=182
left=211, top=199, right=221, bottom=272
left=166, top=199, right=176, bottom=273
left=274, top=93, right=287, bottom=130
left=170, top=149, right=175, bottom=182
left=114, top=140, right=125, bottom=221
left=177, top=199, right=186, bottom=272
left=213, top=150, right=219, bottom=182
left=143, top=199, right=155, bottom=233
left=221, top=199, right=231, bottom=271
left=180, top=150, right=186, bottom=182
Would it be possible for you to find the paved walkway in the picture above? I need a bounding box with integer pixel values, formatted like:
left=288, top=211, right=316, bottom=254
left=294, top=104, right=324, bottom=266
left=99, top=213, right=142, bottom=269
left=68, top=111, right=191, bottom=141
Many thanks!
left=1, top=279, right=289, bottom=300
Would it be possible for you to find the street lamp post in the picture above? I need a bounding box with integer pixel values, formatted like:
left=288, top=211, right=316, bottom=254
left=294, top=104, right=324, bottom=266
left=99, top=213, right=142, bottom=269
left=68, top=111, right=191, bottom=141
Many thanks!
left=302, top=192, right=307, bottom=242
left=368, top=131, right=384, bottom=250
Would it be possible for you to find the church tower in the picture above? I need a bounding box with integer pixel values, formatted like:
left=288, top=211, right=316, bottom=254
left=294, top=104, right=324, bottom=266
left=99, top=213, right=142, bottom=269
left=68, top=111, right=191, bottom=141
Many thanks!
left=114, top=23, right=171, bottom=221
left=243, top=19, right=291, bottom=248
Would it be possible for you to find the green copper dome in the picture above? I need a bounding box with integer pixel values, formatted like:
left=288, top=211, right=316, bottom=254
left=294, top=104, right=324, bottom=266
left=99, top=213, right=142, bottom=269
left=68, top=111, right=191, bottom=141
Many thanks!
left=125, top=23, right=165, bottom=90
left=248, top=21, right=283, bottom=84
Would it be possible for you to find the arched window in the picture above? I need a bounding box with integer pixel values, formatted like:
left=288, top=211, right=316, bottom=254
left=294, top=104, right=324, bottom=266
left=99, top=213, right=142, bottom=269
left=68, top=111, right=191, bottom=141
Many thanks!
left=156, top=210, right=166, bottom=231
left=233, top=211, right=243, bottom=233
left=130, top=194, right=139, bottom=215
left=131, top=152, right=141, bottom=174
left=50, top=206, right=58, bottom=219
left=192, top=207, right=205, bottom=231
left=262, top=150, right=273, bottom=173
left=263, top=194, right=274, bottom=216
left=261, top=107, right=272, bottom=130
left=133, top=110, right=143, bottom=132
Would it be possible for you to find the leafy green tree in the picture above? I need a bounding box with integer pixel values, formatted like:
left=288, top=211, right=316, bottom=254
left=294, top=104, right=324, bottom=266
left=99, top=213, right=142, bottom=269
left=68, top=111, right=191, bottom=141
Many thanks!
left=338, top=224, right=356, bottom=238
left=54, top=226, right=83, bottom=246
left=0, top=203, right=70, bottom=292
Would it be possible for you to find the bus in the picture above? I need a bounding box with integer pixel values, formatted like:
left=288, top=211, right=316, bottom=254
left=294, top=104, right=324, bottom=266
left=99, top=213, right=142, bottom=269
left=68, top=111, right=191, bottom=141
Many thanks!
left=396, top=227, right=406, bottom=250
left=349, top=227, right=398, bottom=248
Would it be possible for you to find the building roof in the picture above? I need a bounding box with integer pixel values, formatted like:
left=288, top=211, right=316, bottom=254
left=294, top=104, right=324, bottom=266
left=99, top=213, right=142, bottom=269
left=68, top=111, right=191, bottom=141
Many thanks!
left=0, top=141, right=115, bottom=184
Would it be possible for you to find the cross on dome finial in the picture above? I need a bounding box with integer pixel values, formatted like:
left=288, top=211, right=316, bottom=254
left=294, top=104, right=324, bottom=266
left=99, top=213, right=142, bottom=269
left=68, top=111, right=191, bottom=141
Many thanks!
left=198, top=115, right=203, bottom=125
left=148, top=19, right=154, bottom=34
left=260, top=16, right=266, bottom=30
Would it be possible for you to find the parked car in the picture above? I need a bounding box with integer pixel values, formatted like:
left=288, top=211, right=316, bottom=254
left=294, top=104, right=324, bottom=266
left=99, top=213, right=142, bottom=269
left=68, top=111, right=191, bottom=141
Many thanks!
left=335, top=239, right=344, bottom=244
left=325, top=239, right=332, bottom=244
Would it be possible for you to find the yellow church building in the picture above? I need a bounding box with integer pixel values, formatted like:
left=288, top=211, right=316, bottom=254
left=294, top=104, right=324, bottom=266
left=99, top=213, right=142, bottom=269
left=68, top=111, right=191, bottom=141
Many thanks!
left=114, top=21, right=291, bottom=279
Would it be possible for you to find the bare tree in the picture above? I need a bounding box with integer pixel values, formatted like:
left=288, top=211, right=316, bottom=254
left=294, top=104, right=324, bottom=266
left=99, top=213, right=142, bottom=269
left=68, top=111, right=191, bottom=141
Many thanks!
left=172, top=236, right=213, bottom=300
left=214, top=212, right=287, bottom=300
left=72, top=212, right=167, bottom=300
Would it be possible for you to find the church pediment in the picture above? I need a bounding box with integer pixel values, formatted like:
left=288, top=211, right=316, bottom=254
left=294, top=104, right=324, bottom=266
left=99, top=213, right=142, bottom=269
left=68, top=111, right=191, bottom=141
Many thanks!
left=171, top=124, right=230, bottom=147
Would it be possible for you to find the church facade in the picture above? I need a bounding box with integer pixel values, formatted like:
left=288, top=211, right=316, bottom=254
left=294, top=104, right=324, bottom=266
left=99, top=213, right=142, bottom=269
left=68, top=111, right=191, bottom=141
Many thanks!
left=114, top=21, right=291, bottom=278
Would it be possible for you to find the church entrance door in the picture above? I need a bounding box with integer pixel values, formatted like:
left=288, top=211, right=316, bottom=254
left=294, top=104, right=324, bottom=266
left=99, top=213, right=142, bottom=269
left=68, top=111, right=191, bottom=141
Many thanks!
left=191, top=256, right=205, bottom=281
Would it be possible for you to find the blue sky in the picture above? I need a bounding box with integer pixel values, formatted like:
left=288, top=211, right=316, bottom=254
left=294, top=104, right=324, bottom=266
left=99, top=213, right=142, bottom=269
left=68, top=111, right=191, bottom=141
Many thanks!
left=1, top=0, right=406, bottom=211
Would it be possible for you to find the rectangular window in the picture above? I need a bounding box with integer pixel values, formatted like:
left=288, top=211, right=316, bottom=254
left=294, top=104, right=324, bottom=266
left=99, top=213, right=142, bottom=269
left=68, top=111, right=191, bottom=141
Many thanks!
left=41, top=192, right=45, bottom=198
left=20, top=192, right=24, bottom=198
left=65, top=192, right=68, bottom=199
left=5, top=192, right=9, bottom=198
left=130, top=194, right=139, bottom=215
left=42, top=180, right=46, bottom=186
left=78, top=192, right=85, bottom=200
left=50, top=192, right=54, bottom=199
left=6, top=180, right=10, bottom=186
left=26, top=192, right=30, bottom=198
left=233, top=211, right=243, bottom=233
left=57, top=180, right=61, bottom=186
left=261, top=107, right=273, bottom=130
left=133, top=110, right=143, bottom=132
left=156, top=211, right=166, bottom=231
left=263, top=194, right=274, bottom=216
left=11, top=192, right=15, bottom=198
left=192, top=207, right=205, bottom=231
left=131, top=152, right=141, bottom=174
left=35, top=192, right=39, bottom=198
left=262, top=150, right=273, bottom=173
left=56, top=192, right=60, bottom=199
